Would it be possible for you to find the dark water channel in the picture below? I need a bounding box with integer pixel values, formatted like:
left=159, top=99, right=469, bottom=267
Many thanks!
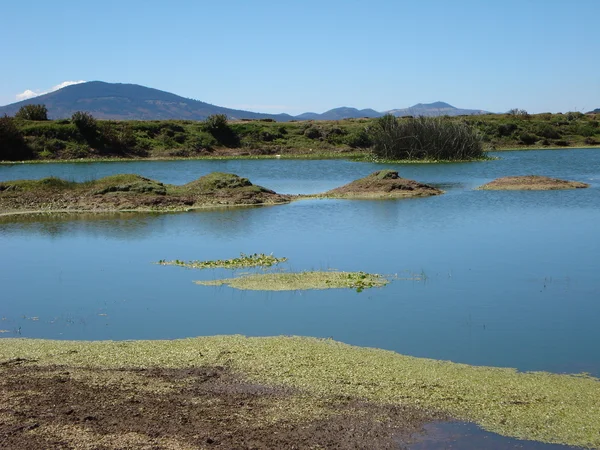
left=1, top=149, right=599, bottom=378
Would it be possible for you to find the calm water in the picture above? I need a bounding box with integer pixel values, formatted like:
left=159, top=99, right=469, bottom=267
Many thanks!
left=1, top=149, right=599, bottom=376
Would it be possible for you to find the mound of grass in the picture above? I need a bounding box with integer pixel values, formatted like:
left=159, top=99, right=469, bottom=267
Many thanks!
left=322, top=170, right=444, bottom=199
left=158, top=253, right=287, bottom=269
left=478, top=176, right=590, bottom=190
left=1, top=336, right=599, bottom=448
left=91, top=174, right=167, bottom=195
left=0, top=172, right=290, bottom=215
left=195, top=271, right=389, bottom=292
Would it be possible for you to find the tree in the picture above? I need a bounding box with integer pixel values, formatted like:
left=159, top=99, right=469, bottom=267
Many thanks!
left=15, top=104, right=49, bottom=121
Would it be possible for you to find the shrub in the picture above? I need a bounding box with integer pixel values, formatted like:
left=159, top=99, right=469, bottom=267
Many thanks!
left=71, top=111, right=98, bottom=141
left=497, top=123, right=518, bottom=137
left=507, top=108, right=529, bottom=118
left=535, top=124, right=561, bottom=139
left=203, top=114, right=239, bottom=147
left=369, top=115, right=484, bottom=160
left=303, top=126, right=321, bottom=139
left=0, top=115, right=32, bottom=160
left=98, top=122, right=140, bottom=154
left=519, top=132, right=537, bottom=145
left=15, top=104, right=49, bottom=121
left=345, top=129, right=372, bottom=148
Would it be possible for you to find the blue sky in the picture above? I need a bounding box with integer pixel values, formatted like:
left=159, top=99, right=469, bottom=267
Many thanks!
left=2, top=0, right=598, bottom=114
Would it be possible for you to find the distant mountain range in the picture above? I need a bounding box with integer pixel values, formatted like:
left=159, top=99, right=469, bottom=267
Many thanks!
left=587, top=108, right=600, bottom=114
left=0, top=81, right=490, bottom=121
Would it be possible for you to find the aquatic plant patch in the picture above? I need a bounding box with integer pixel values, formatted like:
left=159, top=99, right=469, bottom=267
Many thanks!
left=158, top=253, right=287, bottom=269
left=195, top=270, right=389, bottom=292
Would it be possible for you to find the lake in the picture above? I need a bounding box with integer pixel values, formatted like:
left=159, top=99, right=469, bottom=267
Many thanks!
left=1, top=149, right=599, bottom=376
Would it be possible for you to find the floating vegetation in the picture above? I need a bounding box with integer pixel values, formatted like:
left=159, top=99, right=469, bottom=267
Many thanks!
left=1, top=336, right=599, bottom=448
left=158, top=253, right=287, bottom=270
left=196, top=270, right=389, bottom=292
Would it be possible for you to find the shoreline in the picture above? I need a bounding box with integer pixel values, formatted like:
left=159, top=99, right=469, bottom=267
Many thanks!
left=1, top=145, right=599, bottom=166
left=1, top=335, right=598, bottom=448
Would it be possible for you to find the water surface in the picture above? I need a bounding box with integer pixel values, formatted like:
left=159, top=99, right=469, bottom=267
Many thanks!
left=1, top=149, right=599, bottom=376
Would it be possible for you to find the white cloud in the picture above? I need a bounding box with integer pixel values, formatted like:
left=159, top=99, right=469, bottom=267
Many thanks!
left=16, top=89, right=39, bottom=101
left=15, top=80, right=86, bottom=101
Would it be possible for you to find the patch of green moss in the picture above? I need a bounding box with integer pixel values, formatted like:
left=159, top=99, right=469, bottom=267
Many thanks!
left=195, top=271, right=389, bottom=291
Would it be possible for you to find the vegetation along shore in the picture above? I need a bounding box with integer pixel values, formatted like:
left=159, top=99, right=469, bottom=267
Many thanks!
left=1, top=105, right=599, bottom=163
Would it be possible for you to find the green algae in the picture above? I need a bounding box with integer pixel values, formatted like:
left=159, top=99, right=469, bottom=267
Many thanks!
left=0, top=336, right=598, bottom=448
left=195, top=271, right=389, bottom=291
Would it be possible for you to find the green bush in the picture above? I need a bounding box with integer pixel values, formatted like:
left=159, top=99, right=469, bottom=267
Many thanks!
left=71, top=111, right=98, bottom=141
left=303, top=126, right=321, bottom=139
left=370, top=115, right=484, bottom=160
left=15, top=104, right=49, bottom=121
left=203, top=114, right=239, bottom=147
left=519, top=132, right=537, bottom=145
left=535, top=124, right=561, bottom=139
left=497, top=123, right=518, bottom=137
left=345, top=129, right=372, bottom=148
left=0, top=115, right=32, bottom=160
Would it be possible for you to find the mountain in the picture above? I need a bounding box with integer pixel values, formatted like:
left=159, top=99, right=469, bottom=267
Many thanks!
left=386, top=101, right=489, bottom=117
left=296, top=107, right=383, bottom=121
left=0, top=81, right=294, bottom=121
left=586, top=108, right=600, bottom=114
left=296, top=102, right=489, bottom=120
left=0, top=81, right=490, bottom=121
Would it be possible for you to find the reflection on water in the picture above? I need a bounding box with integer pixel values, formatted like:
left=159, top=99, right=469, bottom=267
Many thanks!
left=1, top=150, right=600, bottom=377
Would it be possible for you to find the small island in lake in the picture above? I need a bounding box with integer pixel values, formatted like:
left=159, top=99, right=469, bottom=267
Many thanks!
left=0, top=172, right=290, bottom=216
left=477, top=175, right=590, bottom=190
left=321, top=170, right=444, bottom=199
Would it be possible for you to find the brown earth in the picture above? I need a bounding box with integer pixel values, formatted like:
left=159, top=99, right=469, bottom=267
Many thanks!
left=0, top=173, right=290, bottom=216
left=478, top=175, right=590, bottom=190
left=0, top=362, right=447, bottom=450
left=322, top=170, right=444, bottom=199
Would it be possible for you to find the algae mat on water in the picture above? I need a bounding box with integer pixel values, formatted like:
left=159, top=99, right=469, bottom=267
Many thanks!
left=195, top=271, right=388, bottom=291
left=0, top=336, right=598, bottom=448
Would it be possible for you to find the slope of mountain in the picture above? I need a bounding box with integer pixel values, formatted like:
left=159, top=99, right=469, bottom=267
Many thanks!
left=386, top=101, right=489, bottom=117
left=296, top=107, right=382, bottom=121
left=0, top=81, right=294, bottom=121
left=0, top=81, right=490, bottom=121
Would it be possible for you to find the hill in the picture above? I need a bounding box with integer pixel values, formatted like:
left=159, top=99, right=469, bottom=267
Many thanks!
left=386, top=101, right=489, bottom=117
left=0, top=81, right=294, bottom=122
left=0, top=81, right=491, bottom=121
left=586, top=108, right=600, bottom=114
left=296, top=107, right=383, bottom=121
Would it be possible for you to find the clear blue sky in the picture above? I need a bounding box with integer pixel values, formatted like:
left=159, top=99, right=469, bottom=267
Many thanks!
left=2, top=0, right=598, bottom=114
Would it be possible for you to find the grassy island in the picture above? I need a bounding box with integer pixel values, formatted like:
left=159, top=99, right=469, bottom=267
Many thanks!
left=0, top=336, right=598, bottom=449
left=321, top=170, right=444, bottom=199
left=0, top=172, right=290, bottom=216
left=478, top=175, right=590, bottom=190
